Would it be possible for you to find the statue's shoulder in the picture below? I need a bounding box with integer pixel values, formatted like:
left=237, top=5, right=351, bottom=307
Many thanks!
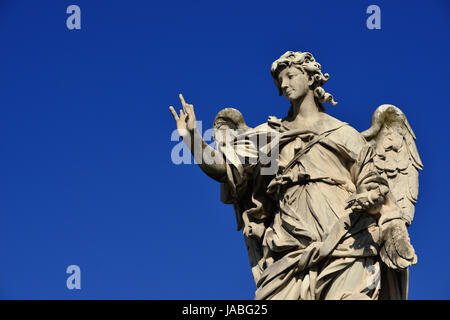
left=319, top=113, right=354, bottom=134
left=252, top=116, right=281, bottom=133
left=320, top=113, right=367, bottom=152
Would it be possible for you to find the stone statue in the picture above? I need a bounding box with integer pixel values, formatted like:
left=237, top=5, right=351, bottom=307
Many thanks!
left=169, top=51, right=422, bottom=300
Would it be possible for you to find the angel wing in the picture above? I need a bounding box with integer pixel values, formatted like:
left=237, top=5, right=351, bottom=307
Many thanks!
left=362, top=104, right=423, bottom=224
left=213, top=107, right=251, bottom=230
left=361, top=104, right=423, bottom=270
left=213, top=108, right=267, bottom=283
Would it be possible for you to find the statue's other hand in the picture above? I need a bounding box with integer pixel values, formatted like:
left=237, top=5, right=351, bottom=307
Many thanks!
left=169, top=93, right=197, bottom=137
left=345, top=182, right=388, bottom=214
left=380, top=219, right=417, bottom=270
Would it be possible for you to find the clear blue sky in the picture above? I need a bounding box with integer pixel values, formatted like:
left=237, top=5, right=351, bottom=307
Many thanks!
left=0, top=0, right=449, bottom=299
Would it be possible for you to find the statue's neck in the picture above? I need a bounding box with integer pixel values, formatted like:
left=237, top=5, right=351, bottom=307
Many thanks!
left=289, top=91, right=322, bottom=126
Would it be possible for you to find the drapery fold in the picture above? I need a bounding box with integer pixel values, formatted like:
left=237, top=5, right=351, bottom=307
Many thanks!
left=218, top=115, right=407, bottom=299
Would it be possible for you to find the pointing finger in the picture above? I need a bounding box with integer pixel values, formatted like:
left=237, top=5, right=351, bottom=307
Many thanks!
left=169, top=106, right=179, bottom=120
left=179, top=93, right=187, bottom=113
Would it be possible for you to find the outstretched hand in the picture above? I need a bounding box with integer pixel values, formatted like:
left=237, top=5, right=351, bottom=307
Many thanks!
left=169, top=93, right=197, bottom=137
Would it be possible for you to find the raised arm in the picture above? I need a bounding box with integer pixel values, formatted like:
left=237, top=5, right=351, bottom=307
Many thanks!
left=169, top=93, right=227, bottom=182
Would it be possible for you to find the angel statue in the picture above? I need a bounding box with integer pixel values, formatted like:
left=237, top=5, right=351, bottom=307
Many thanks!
left=169, top=51, right=423, bottom=300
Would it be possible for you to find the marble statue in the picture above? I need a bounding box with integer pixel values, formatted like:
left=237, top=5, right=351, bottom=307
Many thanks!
left=169, top=51, right=422, bottom=300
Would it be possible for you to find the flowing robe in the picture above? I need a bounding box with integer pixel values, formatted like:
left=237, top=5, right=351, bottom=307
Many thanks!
left=219, top=114, right=407, bottom=300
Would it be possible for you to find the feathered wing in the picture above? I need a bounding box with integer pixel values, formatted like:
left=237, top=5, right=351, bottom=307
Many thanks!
left=213, top=108, right=267, bottom=283
left=361, top=104, right=423, bottom=270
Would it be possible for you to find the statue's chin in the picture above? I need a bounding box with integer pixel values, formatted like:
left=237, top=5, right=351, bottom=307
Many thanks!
left=286, top=93, right=307, bottom=105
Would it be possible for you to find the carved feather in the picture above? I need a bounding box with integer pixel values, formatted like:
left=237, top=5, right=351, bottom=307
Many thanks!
left=213, top=107, right=250, bottom=132
left=362, top=105, right=422, bottom=270
left=362, top=104, right=423, bottom=224
left=212, top=108, right=266, bottom=283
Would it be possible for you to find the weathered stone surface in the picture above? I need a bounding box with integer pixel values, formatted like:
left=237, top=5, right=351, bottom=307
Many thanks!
left=169, top=51, right=422, bottom=300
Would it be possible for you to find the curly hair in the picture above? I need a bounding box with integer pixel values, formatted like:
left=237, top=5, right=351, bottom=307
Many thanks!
left=271, top=51, right=337, bottom=114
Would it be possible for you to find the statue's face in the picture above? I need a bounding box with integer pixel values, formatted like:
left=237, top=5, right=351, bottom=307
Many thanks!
left=277, top=66, right=309, bottom=103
